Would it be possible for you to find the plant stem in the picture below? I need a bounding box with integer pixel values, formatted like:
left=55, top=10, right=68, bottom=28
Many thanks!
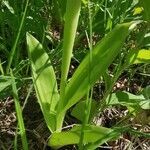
left=56, top=0, right=81, bottom=131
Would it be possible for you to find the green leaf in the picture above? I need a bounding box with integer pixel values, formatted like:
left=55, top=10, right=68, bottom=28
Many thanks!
left=106, top=91, right=150, bottom=110
left=71, top=100, right=97, bottom=122
left=125, top=49, right=150, bottom=65
left=48, top=125, right=120, bottom=149
left=63, top=23, right=132, bottom=112
left=26, top=33, right=59, bottom=132
left=56, top=0, right=81, bottom=131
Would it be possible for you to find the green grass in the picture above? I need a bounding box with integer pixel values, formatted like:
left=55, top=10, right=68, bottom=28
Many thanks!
left=6, top=0, right=30, bottom=73
left=11, top=70, right=28, bottom=150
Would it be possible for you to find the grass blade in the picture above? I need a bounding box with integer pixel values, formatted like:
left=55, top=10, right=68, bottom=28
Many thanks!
left=6, top=0, right=29, bottom=73
left=11, top=71, right=28, bottom=150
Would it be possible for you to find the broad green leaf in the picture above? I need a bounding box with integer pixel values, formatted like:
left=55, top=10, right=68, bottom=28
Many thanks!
left=26, top=33, right=59, bottom=132
left=48, top=125, right=120, bottom=149
left=62, top=23, right=133, bottom=112
left=106, top=91, right=150, bottom=110
left=125, top=49, right=150, bottom=65
left=71, top=100, right=97, bottom=122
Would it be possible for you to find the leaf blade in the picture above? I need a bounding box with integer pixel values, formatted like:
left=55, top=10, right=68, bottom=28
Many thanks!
left=26, top=33, right=59, bottom=132
left=63, top=23, right=132, bottom=111
left=106, top=91, right=150, bottom=110
left=48, top=125, right=119, bottom=149
left=125, top=49, right=150, bottom=65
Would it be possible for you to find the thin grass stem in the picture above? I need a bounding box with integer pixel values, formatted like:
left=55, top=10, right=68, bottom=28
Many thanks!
left=79, top=2, right=93, bottom=149
left=11, top=70, right=28, bottom=150
left=6, top=0, right=29, bottom=73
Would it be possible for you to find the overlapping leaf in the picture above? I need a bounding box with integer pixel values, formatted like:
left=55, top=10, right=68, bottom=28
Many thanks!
left=62, top=23, right=133, bottom=112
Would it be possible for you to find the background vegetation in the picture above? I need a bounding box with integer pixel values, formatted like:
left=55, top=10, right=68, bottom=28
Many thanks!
left=0, top=0, right=150, bottom=149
